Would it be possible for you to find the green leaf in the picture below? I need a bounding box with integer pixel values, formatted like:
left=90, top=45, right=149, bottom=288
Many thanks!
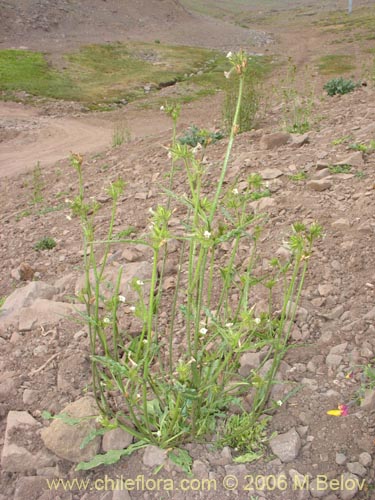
left=76, top=441, right=148, bottom=471
left=168, top=448, right=193, bottom=475
left=233, top=451, right=263, bottom=463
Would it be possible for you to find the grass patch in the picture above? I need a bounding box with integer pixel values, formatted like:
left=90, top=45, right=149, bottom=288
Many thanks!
left=0, top=49, right=79, bottom=100
left=317, top=55, right=356, bottom=76
left=0, top=43, right=273, bottom=107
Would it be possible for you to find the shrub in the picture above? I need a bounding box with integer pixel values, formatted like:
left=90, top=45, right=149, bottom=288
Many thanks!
left=324, top=77, right=357, bottom=96
left=34, top=237, right=56, bottom=251
left=69, top=51, right=322, bottom=471
left=178, top=125, right=224, bottom=147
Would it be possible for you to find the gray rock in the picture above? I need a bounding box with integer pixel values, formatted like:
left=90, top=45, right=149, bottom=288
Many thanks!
left=23, top=388, right=38, bottom=405
left=142, top=445, right=167, bottom=468
left=19, top=299, right=85, bottom=331
left=112, top=490, right=132, bottom=500
left=192, top=459, right=209, bottom=478
left=360, top=389, right=375, bottom=410
left=332, top=219, right=350, bottom=230
left=102, top=427, right=133, bottom=452
left=11, top=262, right=35, bottom=282
left=250, top=196, right=276, bottom=212
left=337, top=151, right=364, bottom=168
left=291, top=133, right=310, bottom=147
left=326, top=353, right=343, bottom=367
left=261, top=167, right=283, bottom=179
left=14, top=476, right=63, bottom=500
left=358, top=452, right=372, bottom=467
left=1, top=411, right=55, bottom=472
left=314, top=168, right=331, bottom=179
left=41, top=397, right=100, bottom=463
left=336, top=452, right=347, bottom=465
left=269, top=428, right=301, bottom=462
left=310, top=477, right=328, bottom=498
left=260, top=132, right=291, bottom=150
left=238, top=352, right=265, bottom=376
left=339, top=473, right=360, bottom=500
left=363, top=306, right=375, bottom=321
left=307, top=179, right=332, bottom=191
left=329, top=343, right=348, bottom=355
left=346, top=462, right=367, bottom=477
left=57, top=352, right=90, bottom=392
left=0, top=377, right=17, bottom=402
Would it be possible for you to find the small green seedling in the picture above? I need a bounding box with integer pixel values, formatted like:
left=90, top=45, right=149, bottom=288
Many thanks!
left=34, top=237, right=57, bottom=251
left=328, top=164, right=352, bottom=174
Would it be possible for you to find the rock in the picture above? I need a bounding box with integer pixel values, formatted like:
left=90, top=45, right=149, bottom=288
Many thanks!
left=291, top=133, right=310, bottom=147
left=339, top=472, right=360, bottom=500
left=102, top=427, right=133, bottom=452
left=1, top=411, right=55, bottom=472
left=250, top=196, right=276, bottom=212
left=14, top=476, right=63, bottom=500
left=269, top=428, right=301, bottom=462
left=346, top=462, right=366, bottom=477
left=261, top=167, right=283, bottom=179
left=363, top=306, right=375, bottom=321
left=310, top=477, right=328, bottom=498
left=112, top=490, right=132, bottom=500
left=318, top=284, right=333, bottom=297
left=326, top=353, right=343, bottom=367
left=332, top=219, right=350, bottom=230
left=238, top=352, right=265, bottom=376
left=314, top=168, right=331, bottom=179
left=359, top=452, right=371, bottom=467
left=337, top=151, right=364, bottom=168
left=0, top=377, right=17, bottom=402
left=122, top=248, right=143, bottom=262
left=75, top=261, right=151, bottom=304
left=19, top=299, right=85, bottom=331
left=23, top=389, right=38, bottom=405
left=276, top=246, right=292, bottom=264
left=192, top=459, right=209, bottom=478
left=11, top=262, right=35, bottom=281
left=57, top=352, right=90, bottom=392
left=324, top=305, right=344, bottom=320
left=360, top=389, right=375, bottom=410
left=307, top=180, right=332, bottom=191
left=336, top=452, right=347, bottom=465
left=143, top=445, right=167, bottom=468
left=0, top=281, right=56, bottom=318
left=329, top=343, right=348, bottom=355
left=41, top=396, right=100, bottom=463
left=260, top=132, right=291, bottom=149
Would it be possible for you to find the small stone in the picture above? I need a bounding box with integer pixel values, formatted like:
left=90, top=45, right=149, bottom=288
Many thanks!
left=102, top=427, right=133, bottom=452
left=238, top=352, right=265, bottom=377
left=318, top=284, right=333, bottom=297
left=329, top=343, right=348, bottom=355
left=358, top=452, right=372, bottom=467
left=0, top=378, right=17, bottom=402
left=260, top=132, right=291, bottom=149
left=332, top=219, right=350, bottom=230
left=143, top=445, right=167, bottom=468
left=326, top=353, right=343, bottom=367
left=336, top=452, right=347, bottom=465
left=276, top=246, right=291, bottom=263
left=269, top=428, right=301, bottom=462
left=291, top=133, right=310, bottom=147
left=23, top=389, right=38, bottom=405
left=346, top=462, right=367, bottom=477
left=11, top=262, right=35, bottom=281
left=310, top=477, right=328, bottom=498
left=339, top=472, right=360, bottom=500
left=307, top=179, right=332, bottom=191
left=41, top=397, right=100, bottom=463
left=337, top=151, right=364, bottom=168
left=14, top=477, right=54, bottom=500
left=360, top=389, right=375, bottom=410
left=261, top=167, right=283, bottom=179
left=363, top=306, right=375, bottom=321
left=112, top=490, right=132, bottom=500
left=192, top=459, right=209, bottom=478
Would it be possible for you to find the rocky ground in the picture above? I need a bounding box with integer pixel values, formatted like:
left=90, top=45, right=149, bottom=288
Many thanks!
left=1, top=81, right=375, bottom=499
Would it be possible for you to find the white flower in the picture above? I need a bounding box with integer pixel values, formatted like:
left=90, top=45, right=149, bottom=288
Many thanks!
left=232, top=188, right=239, bottom=195
left=167, top=151, right=173, bottom=159
left=136, top=279, right=144, bottom=286
left=276, top=400, right=283, bottom=406
left=199, top=327, right=208, bottom=335
left=129, top=306, right=136, bottom=312
left=225, top=322, right=234, bottom=328
left=118, top=295, right=126, bottom=303
left=224, top=71, right=231, bottom=79
left=226, top=51, right=233, bottom=59
left=203, top=230, right=211, bottom=239
left=66, top=215, right=72, bottom=221
left=254, top=317, right=261, bottom=325
left=160, top=105, right=165, bottom=111
left=156, top=430, right=162, bottom=438
left=103, top=317, right=111, bottom=324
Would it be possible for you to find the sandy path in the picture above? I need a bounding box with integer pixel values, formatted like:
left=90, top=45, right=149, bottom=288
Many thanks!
left=0, top=96, right=220, bottom=178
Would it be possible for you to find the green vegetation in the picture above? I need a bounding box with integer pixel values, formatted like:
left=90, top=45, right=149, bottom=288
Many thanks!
left=289, top=172, right=307, bottom=182
left=178, top=125, right=224, bottom=147
left=324, top=77, right=358, bottom=96
left=0, top=296, right=6, bottom=309
left=331, top=135, right=353, bottom=145
left=65, top=52, right=322, bottom=471
left=34, top=237, right=57, bottom=251
left=316, top=7, right=375, bottom=42
left=31, top=161, right=44, bottom=204
left=328, top=164, right=351, bottom=174
left=112, top=121, right=131, bottom=147
left=318, top=55, right=356, bottom=76
left=349, top=140, right=375, bottom=153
